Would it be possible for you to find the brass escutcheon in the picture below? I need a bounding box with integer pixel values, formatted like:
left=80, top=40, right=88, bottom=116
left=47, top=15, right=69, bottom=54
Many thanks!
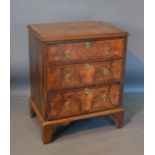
left=102, top=68, right=109, bottom=75
left=65, top=100, right=71, bottom=109
left=85, top=63, right=90, bottom=70
left=84, top=88, right=89, bottom=94
left=85, top=42, right=91, bottom=49
left=65, top=49, right=71, bottom=58
left=101, top=94, right=107, bottom=101
left=64, top=73, right=71, bottom=81
left=104, top=46, right=110, bottom=55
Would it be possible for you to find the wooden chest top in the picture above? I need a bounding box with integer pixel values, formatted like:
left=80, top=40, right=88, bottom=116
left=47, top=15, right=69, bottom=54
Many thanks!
left=28, top=21, right=128, bottom=41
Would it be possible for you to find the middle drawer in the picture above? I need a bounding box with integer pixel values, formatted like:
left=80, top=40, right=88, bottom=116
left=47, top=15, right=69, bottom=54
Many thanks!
left=47, top=59, right=124, bottom=90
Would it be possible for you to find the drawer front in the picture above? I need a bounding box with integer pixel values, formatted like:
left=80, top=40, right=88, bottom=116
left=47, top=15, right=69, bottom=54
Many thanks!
left=47, top=83, right=121, bottom=120
left=47, top=60, right=124, bottom=90
left=47, top=39, right=125, bottom=63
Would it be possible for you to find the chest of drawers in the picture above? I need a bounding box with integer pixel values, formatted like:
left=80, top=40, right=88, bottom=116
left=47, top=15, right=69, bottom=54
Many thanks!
left=28, top=21, right=128, bottom=144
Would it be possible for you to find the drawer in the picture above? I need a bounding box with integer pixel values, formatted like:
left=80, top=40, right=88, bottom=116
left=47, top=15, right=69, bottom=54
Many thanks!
left=47, top=39, right=125, bottom=63
left=47, top=83, right=121, bottom=120
left=47, top=59, right=124, bottom=90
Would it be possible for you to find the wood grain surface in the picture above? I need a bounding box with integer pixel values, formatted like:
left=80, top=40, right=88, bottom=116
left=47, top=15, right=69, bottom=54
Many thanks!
left=28, top=21, right=128, bottom=41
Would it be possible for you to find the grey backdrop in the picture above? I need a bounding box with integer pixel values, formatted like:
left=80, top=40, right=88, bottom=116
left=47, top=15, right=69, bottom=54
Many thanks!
left=11, top=0, right=144, bottom=95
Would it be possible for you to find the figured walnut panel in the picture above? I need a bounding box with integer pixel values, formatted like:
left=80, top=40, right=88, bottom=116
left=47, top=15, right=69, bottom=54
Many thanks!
left=29, top=32, right=44, bottom=114
left=47, top=39, right=125, bottom=63
left=47, top=60, right=124, bottom=90
left=47, top=83, right=121, bottom=120
left=48, top=91, right=81, bottom=119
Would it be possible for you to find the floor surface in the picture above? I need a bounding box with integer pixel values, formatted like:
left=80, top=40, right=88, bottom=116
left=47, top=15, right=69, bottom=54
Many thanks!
left=11, top=94, right=144, bottom=155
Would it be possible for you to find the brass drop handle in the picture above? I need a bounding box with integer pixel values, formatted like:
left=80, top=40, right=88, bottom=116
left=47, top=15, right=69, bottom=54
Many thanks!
left=84, top=88, right=89, bottom=94
left=65, top=100, right=71, bottom=109
left=85, top=42, right=91, bottom=49
left=65, top=49, right=71, bottom=58
left=85, top=63, right=90, bottom=70
left=64, top=73, right=71, bottom=81
left=104, top=46, right=110, bottom=55
left=101, top=94, right=107, bottom=101
left=102, top=68, right=109, bottom=75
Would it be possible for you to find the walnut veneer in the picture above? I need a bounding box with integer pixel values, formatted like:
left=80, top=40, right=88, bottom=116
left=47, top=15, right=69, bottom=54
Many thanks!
left=28, top=21, right=128, bottom=144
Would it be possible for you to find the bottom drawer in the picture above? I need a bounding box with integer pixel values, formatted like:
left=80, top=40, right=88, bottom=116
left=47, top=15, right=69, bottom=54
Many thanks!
left=47, top=83, right=121, bottom=120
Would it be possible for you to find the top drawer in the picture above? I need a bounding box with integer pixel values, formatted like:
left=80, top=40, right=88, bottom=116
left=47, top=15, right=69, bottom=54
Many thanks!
left=46, top=39, right=125, bottom=63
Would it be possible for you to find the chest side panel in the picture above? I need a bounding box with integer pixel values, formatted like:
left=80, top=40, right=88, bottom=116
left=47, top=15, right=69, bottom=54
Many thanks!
left=29, top=32, right=45, bottom=116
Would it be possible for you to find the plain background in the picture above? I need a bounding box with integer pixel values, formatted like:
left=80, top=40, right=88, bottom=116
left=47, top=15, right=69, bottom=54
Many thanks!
left=10, top=0, right=144, bottom=95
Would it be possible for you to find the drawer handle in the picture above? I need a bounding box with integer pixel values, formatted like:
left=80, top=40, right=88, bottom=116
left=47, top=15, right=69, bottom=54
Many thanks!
left=104, top=47, right=110, bottom=55
left=85, top=63, right=90, bottom=70
left=85, top=42, right=91, bottom=49
left=65, top=100, right=71, bottom=109
left=65, top=50, right=71, bottom=58
left=101, top=94, right=107, bottom=101
left=84, top=88, right=89, bottom=94
left=102, top=68, right=109, bottom=75
left=64, top=73, right=71, bottom=81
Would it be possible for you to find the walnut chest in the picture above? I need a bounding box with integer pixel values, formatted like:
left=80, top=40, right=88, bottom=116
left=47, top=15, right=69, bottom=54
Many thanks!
left=28, top=21, right=128, bottom=144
